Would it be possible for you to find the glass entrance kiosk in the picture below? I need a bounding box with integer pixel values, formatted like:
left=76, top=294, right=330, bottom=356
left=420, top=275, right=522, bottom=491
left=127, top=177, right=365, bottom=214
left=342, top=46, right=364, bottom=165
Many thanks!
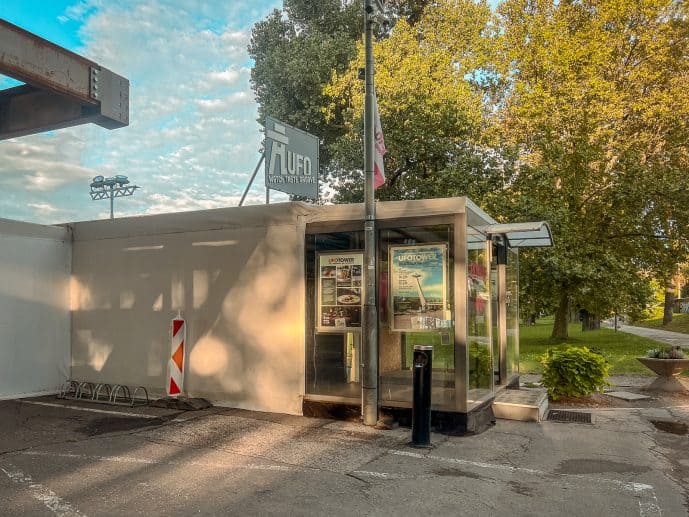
left=303, top=198, right=551, bottom=432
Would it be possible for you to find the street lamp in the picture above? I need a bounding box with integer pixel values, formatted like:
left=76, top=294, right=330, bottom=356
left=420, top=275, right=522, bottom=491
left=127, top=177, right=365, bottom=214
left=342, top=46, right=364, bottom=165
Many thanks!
left=89, top=175, right=140, bottom=219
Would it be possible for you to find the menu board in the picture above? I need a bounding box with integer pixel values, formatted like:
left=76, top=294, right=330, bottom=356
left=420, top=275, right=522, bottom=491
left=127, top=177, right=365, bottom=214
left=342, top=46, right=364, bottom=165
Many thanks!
left=317, top=252, right=363, bottom=331
left=390, top=244, right=449, bottom=331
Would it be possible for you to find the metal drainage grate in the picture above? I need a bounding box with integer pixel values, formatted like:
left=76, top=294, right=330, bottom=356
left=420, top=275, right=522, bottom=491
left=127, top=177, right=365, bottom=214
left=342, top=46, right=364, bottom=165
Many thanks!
left=546, top=410, right=592, bottom=424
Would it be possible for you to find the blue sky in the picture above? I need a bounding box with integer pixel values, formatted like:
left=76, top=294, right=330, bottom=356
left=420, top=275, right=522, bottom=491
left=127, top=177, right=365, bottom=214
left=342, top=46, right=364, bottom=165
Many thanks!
left=0, top=0, right=286, bottom=223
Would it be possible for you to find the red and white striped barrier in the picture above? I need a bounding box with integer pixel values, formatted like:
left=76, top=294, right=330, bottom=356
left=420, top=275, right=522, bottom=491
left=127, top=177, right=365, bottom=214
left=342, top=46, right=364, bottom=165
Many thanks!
left=167, top=316, right=186, bottom=397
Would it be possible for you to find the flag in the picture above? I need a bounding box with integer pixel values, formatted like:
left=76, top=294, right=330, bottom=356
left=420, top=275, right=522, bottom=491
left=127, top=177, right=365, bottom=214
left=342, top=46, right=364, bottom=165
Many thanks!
left=373, top=90, right=386, bottom=189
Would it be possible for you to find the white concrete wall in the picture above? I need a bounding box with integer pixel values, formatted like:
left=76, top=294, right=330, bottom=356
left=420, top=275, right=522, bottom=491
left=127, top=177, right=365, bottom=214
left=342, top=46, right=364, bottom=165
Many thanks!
left=69, top=204, right=310, bottom=415
left=0, top=220, right=71, bottom=399
left=68, top=199, right=473, bottom=414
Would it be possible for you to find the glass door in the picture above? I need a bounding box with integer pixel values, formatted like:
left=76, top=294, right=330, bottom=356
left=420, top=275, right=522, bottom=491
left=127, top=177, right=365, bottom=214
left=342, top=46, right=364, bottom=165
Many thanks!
left=491, top=265, right=500, bottom=385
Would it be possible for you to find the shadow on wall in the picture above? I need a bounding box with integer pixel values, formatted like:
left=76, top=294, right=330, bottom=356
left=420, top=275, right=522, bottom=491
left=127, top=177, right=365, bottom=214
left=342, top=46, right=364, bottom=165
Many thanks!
left=70, top=224, right=304, bottom=413
left=0, top=234, right=70, bottom=398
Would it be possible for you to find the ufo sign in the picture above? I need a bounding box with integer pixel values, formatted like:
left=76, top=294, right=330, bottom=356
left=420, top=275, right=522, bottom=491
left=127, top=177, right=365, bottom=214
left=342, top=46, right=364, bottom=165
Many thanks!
left=264, top=116, right=319, bottom=200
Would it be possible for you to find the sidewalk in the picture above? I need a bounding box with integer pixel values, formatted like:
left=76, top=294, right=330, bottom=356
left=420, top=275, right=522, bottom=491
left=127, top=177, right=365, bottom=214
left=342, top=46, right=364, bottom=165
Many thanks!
left=615, top=324, right=689, bottom=348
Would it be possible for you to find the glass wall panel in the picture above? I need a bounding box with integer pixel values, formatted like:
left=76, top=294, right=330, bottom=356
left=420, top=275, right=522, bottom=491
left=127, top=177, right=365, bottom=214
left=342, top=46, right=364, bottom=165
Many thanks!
left=379, top=225, right=455, bottom=410
left=305, top=231, right=364, bottom=399
left=490, top=265, right=499, bottom=383
left=467, top=226, right=492, bottom=407
left=506, top=249, right=519, bottom=376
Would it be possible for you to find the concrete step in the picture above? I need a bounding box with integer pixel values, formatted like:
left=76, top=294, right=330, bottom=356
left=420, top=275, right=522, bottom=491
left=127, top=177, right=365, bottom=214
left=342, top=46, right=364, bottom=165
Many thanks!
left=492, top=388, right=548, bottom=422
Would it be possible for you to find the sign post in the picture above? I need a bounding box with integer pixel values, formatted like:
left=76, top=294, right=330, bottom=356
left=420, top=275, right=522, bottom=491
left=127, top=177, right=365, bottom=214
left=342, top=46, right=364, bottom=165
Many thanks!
left=362, top=0, right=379, bottom=426
left=167, top=314, right=186, bottom=397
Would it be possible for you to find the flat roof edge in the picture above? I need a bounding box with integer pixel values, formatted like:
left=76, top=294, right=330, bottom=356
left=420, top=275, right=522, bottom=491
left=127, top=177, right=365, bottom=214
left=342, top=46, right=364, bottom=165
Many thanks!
left=0, top=218, right=69, bottom=241
left=69, top=202, right=315, bottom=241
left=304, top=197, right=468, bottom=224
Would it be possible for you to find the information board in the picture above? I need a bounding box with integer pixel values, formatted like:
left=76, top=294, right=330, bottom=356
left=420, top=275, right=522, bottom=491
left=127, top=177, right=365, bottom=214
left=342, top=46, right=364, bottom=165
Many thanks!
left=317, top=252, right=363, bottom=332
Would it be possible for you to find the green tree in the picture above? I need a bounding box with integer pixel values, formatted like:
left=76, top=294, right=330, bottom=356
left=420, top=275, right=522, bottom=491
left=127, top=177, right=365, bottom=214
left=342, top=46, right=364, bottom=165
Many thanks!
left=324, top=0, right=503, bottom=203
left=248, top=0, right=362, bottom=172
left=497, top=0, right=689, bottom=337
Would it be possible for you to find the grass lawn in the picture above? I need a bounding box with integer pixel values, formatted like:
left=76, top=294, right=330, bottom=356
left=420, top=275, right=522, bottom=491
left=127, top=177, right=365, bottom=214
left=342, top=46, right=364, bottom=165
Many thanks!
left=633, top=313, right=689, bottom=335
left=519, top=317, right=664, bottom=375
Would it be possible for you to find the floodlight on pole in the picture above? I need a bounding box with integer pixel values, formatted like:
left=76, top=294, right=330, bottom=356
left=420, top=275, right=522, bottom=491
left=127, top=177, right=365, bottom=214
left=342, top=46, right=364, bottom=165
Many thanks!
left=89, top=174, right=140, bottom=219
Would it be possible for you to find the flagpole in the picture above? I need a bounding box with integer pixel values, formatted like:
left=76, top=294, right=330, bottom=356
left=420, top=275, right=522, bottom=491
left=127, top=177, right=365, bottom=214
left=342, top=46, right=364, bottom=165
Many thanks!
left=362, top=0, right=378, bottom=426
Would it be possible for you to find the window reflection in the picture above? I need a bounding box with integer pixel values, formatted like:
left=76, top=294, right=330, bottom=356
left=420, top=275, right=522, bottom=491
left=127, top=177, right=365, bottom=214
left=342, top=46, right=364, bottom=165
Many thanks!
left=506, top=249, right=519, bottom=376
left=467, top=228, right=492, bottom=406
left=305, top=232, right=364, bottom=399
left=379, top=225, right=455, bottom=411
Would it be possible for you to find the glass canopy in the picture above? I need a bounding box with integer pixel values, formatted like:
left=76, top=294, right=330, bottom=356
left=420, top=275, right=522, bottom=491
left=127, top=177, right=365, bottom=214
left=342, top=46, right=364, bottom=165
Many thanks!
left=484, top=221, right=553, bottom=248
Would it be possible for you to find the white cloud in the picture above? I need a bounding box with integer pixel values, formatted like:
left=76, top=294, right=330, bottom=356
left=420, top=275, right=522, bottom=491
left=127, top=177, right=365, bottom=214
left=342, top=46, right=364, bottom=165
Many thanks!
left=140, top=187, right=287, bottom=215
left=204, top=66, right=246, bottom=88
left=0, top=134, right=98, bottom=191
left=27, top=202, right=59, bottom=215
left=194, top=91, right=254, bottom=112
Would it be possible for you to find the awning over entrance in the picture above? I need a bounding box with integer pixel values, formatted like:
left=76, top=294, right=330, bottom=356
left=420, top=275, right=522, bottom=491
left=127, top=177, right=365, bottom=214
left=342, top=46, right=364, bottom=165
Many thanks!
left=485, top=221, right=553, bottom=248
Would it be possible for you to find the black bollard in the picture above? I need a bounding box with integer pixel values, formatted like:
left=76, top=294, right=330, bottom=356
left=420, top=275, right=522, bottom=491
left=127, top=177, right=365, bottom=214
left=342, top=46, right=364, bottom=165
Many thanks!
left=411, top=345, right=433, bottom=448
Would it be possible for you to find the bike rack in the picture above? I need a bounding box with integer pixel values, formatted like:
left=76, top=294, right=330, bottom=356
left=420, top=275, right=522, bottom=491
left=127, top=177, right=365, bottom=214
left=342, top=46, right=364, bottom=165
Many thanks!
left=76, top=381, right=95, bottom=400
left=93, top=383, right=112, bottom=402
left=57, top=380, right=79, bottom=399
left=131, top=386, right=149, bottom=407
left=56, top=379, right=150, bottom=407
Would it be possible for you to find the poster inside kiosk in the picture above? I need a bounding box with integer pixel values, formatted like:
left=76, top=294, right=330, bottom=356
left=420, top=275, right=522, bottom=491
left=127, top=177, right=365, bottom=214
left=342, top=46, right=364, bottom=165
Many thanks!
left=317, top=252, right=364, bottom=331
left=390, top=244, right=450, bottom=331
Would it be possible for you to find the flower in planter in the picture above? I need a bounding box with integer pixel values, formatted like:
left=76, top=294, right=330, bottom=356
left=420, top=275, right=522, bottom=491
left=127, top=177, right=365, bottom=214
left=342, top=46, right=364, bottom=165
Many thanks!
left=646, top=346, right=685, bottom=359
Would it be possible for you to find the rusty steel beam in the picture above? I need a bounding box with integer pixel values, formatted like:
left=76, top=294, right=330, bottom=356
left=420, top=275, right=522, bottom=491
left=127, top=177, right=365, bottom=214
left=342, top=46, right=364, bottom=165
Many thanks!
left=0, top=19, right=129, bottom=139
left=0, top=84, right=100, bottom=139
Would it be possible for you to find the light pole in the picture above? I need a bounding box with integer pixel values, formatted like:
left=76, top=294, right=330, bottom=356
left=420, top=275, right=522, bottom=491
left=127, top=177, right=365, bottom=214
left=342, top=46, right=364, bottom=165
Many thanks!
left=89, top=175, right=140, bottom=219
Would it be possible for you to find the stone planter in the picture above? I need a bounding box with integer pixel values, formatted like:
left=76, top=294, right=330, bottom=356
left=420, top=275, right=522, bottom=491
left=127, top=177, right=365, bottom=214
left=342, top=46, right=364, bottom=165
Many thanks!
left=636, top=357, right=689, bottom=392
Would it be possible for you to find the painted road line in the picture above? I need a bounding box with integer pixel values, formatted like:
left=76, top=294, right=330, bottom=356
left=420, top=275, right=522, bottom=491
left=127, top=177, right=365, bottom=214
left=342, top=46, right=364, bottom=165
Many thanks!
left=1, top=464, right=84, bottom=517
left=19, top=450, right=294, bottom=472
left=20, top=401, right=162, bottom=419
left=580, top=405, right=689, bottom=411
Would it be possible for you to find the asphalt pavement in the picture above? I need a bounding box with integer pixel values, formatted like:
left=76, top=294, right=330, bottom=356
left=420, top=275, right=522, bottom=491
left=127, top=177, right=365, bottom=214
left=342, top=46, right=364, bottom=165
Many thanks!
left=0, top=395, right=688, bottom=516
left=615, top=324, right=689, bottom=349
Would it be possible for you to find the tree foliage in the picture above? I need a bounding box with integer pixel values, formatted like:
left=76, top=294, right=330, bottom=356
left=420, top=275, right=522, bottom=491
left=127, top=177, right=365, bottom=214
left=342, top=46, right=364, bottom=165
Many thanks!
left=248, top=0, right=362, bottom=170
left=324, top=0, right=507, bottom=203
left=497, top=0, right=689, bottom=336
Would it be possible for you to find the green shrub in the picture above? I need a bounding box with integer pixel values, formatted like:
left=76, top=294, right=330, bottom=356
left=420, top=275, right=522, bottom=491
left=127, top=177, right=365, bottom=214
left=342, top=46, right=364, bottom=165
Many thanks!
left=540, top=346, right=610, bottom=401
left=469, top=342, right=491, bottom=389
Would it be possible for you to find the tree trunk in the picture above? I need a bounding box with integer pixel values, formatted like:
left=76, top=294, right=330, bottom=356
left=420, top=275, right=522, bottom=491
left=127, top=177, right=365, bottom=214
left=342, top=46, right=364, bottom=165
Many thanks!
left=581, top=310, right=600, bottom=331
left=551, top=290, right=569, bottom=339
left=663, top=283, right=675, bottom=326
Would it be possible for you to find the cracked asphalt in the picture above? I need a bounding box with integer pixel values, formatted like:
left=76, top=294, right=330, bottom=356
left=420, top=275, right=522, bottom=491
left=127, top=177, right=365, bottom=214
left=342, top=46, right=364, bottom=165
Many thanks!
left=0, top=395, right=688, bottom=516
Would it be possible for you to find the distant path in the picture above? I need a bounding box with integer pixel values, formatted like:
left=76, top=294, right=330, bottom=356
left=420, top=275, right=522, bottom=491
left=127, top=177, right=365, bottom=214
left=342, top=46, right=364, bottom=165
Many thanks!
left=615, top=324, right=689, bottom=348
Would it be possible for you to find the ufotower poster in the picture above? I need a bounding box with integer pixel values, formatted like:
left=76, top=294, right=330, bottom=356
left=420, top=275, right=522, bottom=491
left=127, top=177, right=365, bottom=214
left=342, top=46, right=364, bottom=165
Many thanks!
left=389, top=244, right=448, bottom=331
